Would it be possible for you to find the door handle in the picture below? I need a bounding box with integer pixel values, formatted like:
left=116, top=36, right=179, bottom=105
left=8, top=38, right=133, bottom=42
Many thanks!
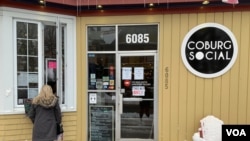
left=119, top=94, right=123, bottom=114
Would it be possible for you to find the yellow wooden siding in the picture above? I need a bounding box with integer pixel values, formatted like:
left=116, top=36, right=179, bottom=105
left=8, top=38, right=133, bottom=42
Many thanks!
left=161, top=11, right=250, bottom=141
left=0, top=112, right=77, bottom=141
left=238, top=12, right=250, bottom=124
left=162, top=14, right=172, bottom=141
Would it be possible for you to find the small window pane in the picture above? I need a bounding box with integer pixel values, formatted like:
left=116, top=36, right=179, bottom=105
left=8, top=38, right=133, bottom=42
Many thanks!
left=17, top=72, right=28, bottom=88
left=87, top=26, right=115, bottom=51
left=118, top=25, right=158, bottom=51
left=29, top=88, right=38, bottom=98
left=29, top=83, right=38, bottom=88
left=28, top=73, right=38, bottom=88
left=28, top=23, right=38, bottom=39
left=17, top=89, right=28, bottom=104
left=17, top=39, right=27, bottom=55
left=28, top=40, right=38, bottom=55
left=28, top=57, right=38, bottom=72
left=16, top=22, right=27, bottom=38
left=88, top=54, right=115, bottom=90
left=17, top=56, right=27, bottom=71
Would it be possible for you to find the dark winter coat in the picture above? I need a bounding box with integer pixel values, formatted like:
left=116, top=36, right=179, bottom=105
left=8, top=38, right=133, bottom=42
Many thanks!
left=29, top=97, right=62, bottom=141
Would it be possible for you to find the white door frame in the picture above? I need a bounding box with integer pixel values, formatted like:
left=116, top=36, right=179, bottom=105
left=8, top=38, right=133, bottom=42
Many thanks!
left=115, top=52, right=158, bottom=141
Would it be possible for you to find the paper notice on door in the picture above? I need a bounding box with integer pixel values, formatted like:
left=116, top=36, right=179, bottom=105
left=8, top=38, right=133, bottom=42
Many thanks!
left=134, top=67, right=144, bottom=80
left=122, top=67, right=132, bottom=80
left=132, top=86, right=145, bottom=96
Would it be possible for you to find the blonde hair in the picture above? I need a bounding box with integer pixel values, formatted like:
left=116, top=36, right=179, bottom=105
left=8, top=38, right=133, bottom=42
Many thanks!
left=32, top=85, right=56, bottom=104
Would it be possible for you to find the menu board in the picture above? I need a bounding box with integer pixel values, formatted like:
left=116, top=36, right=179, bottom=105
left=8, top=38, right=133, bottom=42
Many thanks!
left=89, top=106, right=114, bottom=141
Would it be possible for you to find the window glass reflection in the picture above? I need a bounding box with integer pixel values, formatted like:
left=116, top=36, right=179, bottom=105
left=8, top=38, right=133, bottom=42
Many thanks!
left=16, top=22, right=27, bottom=38
left=88, top=54, right=115, bottom=90
left=87, top=26, right=115, bottom=51
left=118, top=25, right=158, bottom=51
left=17, top=56, right=27, bottom=71
left=28, top=23, right=38, bottom=39
left=17, top=39, right=27, bottom=55
left=16, top=21, right=39, bottom=105
left=28, top=40, right=38, bottom=55
left=44, top=25, right=57, bottom=91
left=28, top=57, right=38, bottom=72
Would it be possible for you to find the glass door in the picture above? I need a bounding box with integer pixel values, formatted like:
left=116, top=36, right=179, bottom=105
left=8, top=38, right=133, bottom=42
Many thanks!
left=117, top=53, right=156, bottom=141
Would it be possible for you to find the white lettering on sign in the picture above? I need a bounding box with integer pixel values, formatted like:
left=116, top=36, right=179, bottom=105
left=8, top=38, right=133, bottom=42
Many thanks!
left=132, top=86, right=145, bottom=96
left=187, top=40, right=232, bottom=50
left=226, top=129, right=246, bottom=136
left=187, top=40, right=232, bottom=61
left=126, top=33, right=149, bottom=44
left=188, top=51, right=231, bottom=61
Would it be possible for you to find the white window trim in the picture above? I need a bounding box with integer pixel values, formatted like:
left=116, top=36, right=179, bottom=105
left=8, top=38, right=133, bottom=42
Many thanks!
left=13, top=20, right=43, bottom=108
left=0, top=7, right=76, bottom=114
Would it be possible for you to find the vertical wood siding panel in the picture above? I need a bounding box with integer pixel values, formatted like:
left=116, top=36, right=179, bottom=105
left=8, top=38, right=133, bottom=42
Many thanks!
left=204, top=13, right=216, bottom=117
left=238, top=12, right=250, bottom=123
left=212, top=72, right=222, bottom=117
left=229, top=12, right=241, bottom=123
left=156, top=15, right=165, bottom=141
left=195, top=13, right=206, bottom=123
left=178, top=13, right=189, bottom=141
left=203, top=13, right=215, bottom=116
left=247, top=11, right=250, bottom=123
left=205, top=13, right=215, bottom=23
left=162, top=14, right=173, bottom=141
left=186, top=13, right=198, bottom=139
left=221, top=12, right=233, bottom=124
left=77, top=17, right=86, bottom=141
left=212, top=13, right=224, bottom=118
left=170, top=14, right=181, bottom=141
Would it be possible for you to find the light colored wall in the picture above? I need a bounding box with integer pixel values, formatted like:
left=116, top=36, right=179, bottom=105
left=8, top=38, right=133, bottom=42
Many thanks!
left=77, top=11, right=250, bottom=141
left=161, top=11, right=250, bottom=141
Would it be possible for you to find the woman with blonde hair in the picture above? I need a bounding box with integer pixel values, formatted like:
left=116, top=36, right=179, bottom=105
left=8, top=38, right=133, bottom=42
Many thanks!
left=29, top=84, right=62, bottom=141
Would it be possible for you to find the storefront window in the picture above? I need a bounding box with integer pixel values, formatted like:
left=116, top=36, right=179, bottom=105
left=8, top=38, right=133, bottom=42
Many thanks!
left=15, top=21, right=66, bottom=105
left=118, top=25, right=158, bottom=51
left=87, top=24, right=158, bottom=140
left=87, top=26, right=115, bottom=51
left=16, top=22, right=39, bottom=104
left=88, top=54, right=115, bottom=90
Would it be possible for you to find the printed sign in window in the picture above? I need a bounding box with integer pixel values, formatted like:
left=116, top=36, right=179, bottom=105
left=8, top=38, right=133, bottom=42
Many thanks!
left=122, top=67, right=132, bottom=80
left=132, top=86, right=145, bottom=96
left=134, top=67, right=144, bottom=80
